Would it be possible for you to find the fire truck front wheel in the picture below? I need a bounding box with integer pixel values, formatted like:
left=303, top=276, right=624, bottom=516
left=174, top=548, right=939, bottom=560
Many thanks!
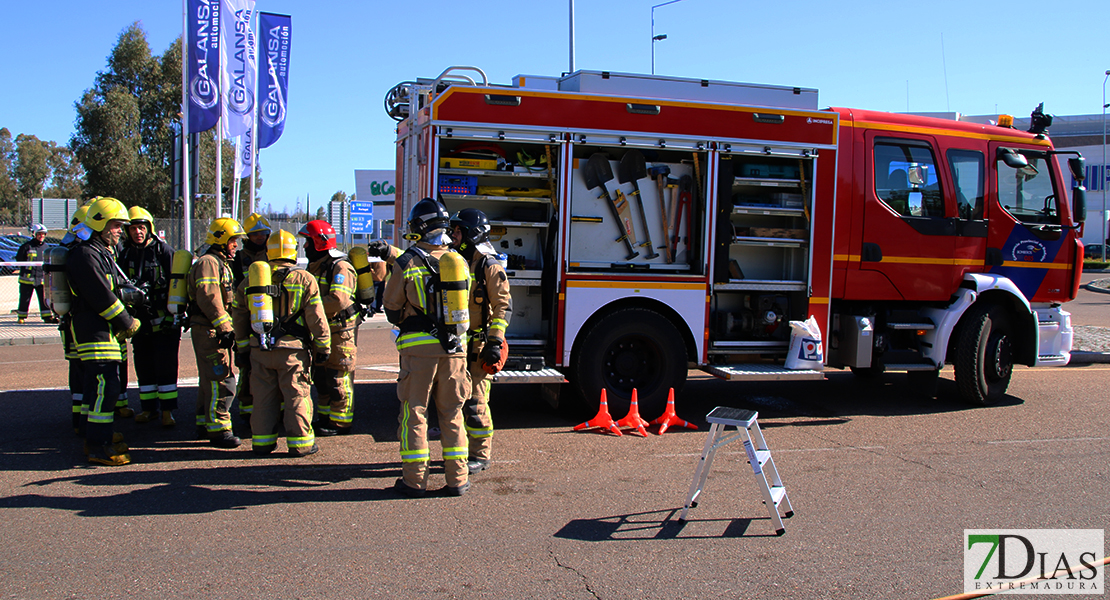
left=573, top=307, right=688, bottom=418
left=954, top=304, right=1013, bottom=406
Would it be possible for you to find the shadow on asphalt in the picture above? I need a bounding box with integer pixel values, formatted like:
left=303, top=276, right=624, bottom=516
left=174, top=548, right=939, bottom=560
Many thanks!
left=553, top=508, right=783, bottom=541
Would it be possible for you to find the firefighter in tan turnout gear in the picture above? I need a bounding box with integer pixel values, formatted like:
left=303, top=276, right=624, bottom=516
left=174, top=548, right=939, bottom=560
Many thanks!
left=232, top=229, right=331, bottom=456
left=229, top=212, right=271, bottom=423
left=299, top=220, right=360, bottom=436
left=188, top=217, right=246, bottom=448
left=382, top=198, right=472, bottom=497
left=448, top=209, right=511, bottom=474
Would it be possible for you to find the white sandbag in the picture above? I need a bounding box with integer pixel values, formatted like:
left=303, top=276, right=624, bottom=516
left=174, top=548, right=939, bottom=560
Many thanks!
left=785, top=316, right=823, bottom=370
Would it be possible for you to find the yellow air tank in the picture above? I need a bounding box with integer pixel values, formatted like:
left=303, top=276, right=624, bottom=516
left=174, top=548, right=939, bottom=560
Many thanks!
left=437, top=250, right=470, bottom=336
left=45, top=246, right=71, bottom=316
left=166, top=250, right=193, bottom=314
left=248, top=260, right=274, bottom=336
left=347, top=246, right=376, bottom=304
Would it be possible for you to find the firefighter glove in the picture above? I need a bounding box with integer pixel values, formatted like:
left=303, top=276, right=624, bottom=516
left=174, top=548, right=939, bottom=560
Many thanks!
left=314, top=351, right=331, bottom=366
left=480, top=337, right=508, bottom=375
left=116, top=318, right=141, bottom=341
left=366, top=240, right=390, bottom=259
left=216, top=329, right=236, bottom=349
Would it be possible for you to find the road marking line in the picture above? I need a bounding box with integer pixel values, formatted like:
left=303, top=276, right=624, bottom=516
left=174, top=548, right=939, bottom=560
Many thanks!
left=986, top=436, right=1110, bottom=444
left=655, top=446, right=885, bottom=458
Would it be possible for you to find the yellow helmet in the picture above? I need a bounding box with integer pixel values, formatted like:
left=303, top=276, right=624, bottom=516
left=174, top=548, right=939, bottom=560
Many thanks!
left=83, top=197, right=130, bottom=232
left=128, top=206, right=155, bottom=226
left=205, top=217, right=246, bottom=245
left=70, top=205, right=90, bottom=232
left=267, top=229, right=298, bottom=261
left=243, top=213, right=272, bottom=235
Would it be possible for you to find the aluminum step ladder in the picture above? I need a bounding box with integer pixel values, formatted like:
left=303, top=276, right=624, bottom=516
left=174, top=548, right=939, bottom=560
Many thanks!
left=678, top=406, right=794, bottom=535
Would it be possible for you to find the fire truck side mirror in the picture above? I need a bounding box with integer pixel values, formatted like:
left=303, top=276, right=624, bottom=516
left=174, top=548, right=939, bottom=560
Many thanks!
left=997, top=147, right=1029, bottom=169
left=1072, top=185, right=1087, bottom=224
left=1068, top=157, right=1087, bottom=223
left=1067, top=156, right=1085, bottom=182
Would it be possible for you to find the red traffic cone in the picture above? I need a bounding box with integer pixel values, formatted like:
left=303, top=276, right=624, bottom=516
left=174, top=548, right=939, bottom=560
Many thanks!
left=615, top=388, right=649, bottom=437
left=649, top=388, right=697, bottom=435
left=573, top=388, right=622, bottom=436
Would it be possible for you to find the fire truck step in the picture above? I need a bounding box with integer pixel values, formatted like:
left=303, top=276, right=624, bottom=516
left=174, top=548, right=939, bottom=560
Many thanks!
left=702, top=364, right=825, bottom=381
left=678, top=406, right=793, bottom=535
left=881, top=362, right=937, bottom=372
left=886, top=320, right=936, bottom=330
left=490, top=368, right=567, bottom=384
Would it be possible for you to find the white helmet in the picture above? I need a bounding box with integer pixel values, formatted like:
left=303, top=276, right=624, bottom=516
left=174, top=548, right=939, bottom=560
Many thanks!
left=30, top=223, right=47, bottom=235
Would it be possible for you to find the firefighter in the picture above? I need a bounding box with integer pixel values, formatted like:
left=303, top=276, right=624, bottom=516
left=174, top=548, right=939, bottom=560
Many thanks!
left=449, top=208, right=512, bottom=474
left=187, top=217, right=246, bottom=448
left=231, top=229, right=331, bottom=456
left=383, top=198, right=471, bottom=497
left=56, top=206, right=88, bottom=434
left=16, top=224, right=54, bottom=324
left=118, top=206, right=179, bottom=428
left=66, top=197, right=141, bottom=466
left=230, top=212, right=271, bottom=423
left=299, top=220, right=360, bottom=436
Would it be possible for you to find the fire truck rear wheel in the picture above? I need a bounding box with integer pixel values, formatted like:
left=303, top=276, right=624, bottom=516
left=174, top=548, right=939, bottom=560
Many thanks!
left=954, top=304, right=1013, bottom=406
left=573, top=307, right=687, bottom=419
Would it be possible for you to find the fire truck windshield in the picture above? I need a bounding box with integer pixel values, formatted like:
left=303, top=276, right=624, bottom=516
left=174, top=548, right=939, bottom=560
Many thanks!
left=996, top=151, right=1060, bottom=227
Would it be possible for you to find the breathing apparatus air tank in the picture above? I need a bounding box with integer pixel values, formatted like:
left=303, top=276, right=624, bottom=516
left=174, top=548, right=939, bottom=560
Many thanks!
left=437, top=250, right=470, bottom=337
left=347, top=246, right=376, bottom=304
left=248, top=261, right=274, bottom=344
left=44, top=246, right=71, bottom=316
left=166, top=250, right=193, bottom=315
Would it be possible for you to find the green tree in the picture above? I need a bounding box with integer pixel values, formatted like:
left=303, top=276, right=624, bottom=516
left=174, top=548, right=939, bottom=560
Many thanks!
left=45, top=144, right=85, bottom=199
left=14, top=134, right=51, bottom=221
left=0, top=128, right=18, bottom=223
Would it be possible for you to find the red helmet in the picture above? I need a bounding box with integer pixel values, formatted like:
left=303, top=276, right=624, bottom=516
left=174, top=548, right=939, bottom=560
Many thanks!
left=298, top=220, right=337, bottom=251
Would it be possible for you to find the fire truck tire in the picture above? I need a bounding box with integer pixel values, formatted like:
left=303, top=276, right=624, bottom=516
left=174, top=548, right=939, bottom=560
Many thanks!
left=572, top=307, right=687, bottom=418
left=954, top=304, right=1013, bottom=406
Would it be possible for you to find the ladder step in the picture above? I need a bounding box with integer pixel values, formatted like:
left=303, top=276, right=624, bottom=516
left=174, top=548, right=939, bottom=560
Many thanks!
left=706, top=406, right=757, bottom=427
left=882, top=361, right=936, bottom=372
left=768, top=486, right=786, bottom=506
left=751, top=449, right=771, bottom=467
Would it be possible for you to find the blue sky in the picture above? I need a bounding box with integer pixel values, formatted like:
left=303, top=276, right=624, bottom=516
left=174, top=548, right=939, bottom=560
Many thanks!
left=1, top=0, right=1107, bottom=214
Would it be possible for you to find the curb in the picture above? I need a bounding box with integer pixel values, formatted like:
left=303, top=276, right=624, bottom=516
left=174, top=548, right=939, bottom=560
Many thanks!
left=1083, top=282, right=1110, bottom=295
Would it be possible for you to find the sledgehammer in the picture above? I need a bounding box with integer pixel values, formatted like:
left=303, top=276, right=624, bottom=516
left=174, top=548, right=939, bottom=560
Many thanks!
left=647, top=164, right=673, bottom=263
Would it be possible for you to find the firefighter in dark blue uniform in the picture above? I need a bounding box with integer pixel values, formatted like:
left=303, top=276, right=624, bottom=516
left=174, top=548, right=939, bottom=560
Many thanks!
left=118, top=206, right=179, bottom=428
left=67, top=197, right=141, bottom=466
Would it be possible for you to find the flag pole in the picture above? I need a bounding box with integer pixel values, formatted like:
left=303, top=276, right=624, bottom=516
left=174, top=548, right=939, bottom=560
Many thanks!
left=181, top=0, right=192, bottom=250
left=249, top=9, right=259, bottom=216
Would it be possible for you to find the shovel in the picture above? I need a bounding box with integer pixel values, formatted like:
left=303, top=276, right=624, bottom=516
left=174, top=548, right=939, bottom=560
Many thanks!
left=583, top=153, right=639, bottom=260
left=617, top=150, right=660, bottom=260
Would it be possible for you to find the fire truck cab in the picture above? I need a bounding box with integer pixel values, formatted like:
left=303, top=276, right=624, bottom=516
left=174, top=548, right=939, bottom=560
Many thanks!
left=386, top=67, right=1085, bottom=415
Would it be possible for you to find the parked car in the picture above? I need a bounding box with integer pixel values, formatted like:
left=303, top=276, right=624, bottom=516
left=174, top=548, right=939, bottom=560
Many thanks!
left=0, top=247, right=16, bottom=275
left=1084, top=244, right=1106, bottom=260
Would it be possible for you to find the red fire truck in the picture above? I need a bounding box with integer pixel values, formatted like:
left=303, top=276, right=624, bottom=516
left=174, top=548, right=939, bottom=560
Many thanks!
left=385, top=67, right=1087, bottom=415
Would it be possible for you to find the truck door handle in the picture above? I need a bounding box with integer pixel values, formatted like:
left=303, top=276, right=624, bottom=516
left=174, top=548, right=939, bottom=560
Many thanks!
left=861, top=243, right=882, bottom=262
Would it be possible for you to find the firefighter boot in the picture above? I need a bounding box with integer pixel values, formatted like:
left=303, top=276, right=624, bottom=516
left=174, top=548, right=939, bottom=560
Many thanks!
left=467, top=459, right=491, bottom=474
left=210, top=430, right=242, bottom=449
left=134, top=411, right=157, bottom=424
left=289, top=443, right=319, bottom=458
left=445, top=480, right=471, bottom=497
left=161, top=411, right=175, bottom=428
left=116, top=407, right=135, bottom=418
left=393, top=478, right=426, bottom=498
left=88, top=443, right=131, bottom=466
left=314, top=419, right=338, bottom=437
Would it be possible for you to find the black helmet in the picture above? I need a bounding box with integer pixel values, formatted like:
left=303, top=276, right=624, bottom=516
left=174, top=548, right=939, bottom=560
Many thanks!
left=407, top=198, right=450, bottom=242
left=450, top=208, right=491, bottom=249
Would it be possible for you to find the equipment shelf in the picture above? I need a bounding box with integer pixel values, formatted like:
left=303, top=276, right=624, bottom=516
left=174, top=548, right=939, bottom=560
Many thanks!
left=440, top=167, right=551, bottom=179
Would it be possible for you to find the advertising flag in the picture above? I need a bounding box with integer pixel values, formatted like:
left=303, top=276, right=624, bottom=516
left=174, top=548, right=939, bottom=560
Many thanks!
left=234, top=130, right=253, bottom=178
left=186, top=0, right=221, bottom=133
left=220, top=0, right=257, bottom=139
left=258, top=12, right=291, bottom=149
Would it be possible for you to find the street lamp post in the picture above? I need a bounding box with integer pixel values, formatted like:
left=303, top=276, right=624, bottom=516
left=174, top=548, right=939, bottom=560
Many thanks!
left=1102, top=70, right=1109, bottom=262
left=651, top=0, right=685, bottom=75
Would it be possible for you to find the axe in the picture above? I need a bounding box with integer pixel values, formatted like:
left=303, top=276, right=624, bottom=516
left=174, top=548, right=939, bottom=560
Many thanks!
left=618, top=150, right=659, bottom=260
left=647, top=164, right=672, bottom=263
